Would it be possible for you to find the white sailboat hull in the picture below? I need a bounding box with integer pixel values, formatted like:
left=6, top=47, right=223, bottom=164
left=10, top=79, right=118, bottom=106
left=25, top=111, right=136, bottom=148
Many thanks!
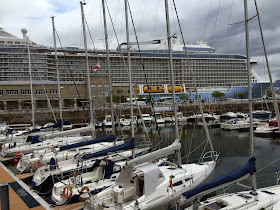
left=83, top=161, right=216, bottom=210
left=185, top=185, right=280, bottom=210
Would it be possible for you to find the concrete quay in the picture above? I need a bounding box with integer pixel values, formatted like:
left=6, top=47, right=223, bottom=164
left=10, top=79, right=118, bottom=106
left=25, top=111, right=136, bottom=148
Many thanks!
left=0, top=100, right=276, bottom=125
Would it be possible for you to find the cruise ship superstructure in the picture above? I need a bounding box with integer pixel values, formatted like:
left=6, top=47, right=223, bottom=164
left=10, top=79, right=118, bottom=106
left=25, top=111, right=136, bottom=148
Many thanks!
left=0, top=27, right=265, bottom=104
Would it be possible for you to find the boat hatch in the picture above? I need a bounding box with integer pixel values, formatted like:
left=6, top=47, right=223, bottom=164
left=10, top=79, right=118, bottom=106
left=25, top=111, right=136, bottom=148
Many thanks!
left=205, top=202, right=226, bottom=210
left=78, top=148, right=90, bottom=151
left=262, top=190, right=275, bottom=195
left=237, top=194, right=251, bottom=199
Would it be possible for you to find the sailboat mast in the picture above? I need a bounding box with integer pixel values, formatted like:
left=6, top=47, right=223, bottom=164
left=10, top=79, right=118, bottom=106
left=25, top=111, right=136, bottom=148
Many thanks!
left=244, top=0, right=257, bottom=192
left=51, top=16, right=63, bottom=131
left=27, top=36, right=35, bottom=128
left=254, top=0, right=280, bottom=132
left=80, top=1, right=95, bottom=137
left=164, top=0, right=181, bottom=167
left=124, top=0, right=135, bottom=140
left=102, top=0, right=115, bottom=137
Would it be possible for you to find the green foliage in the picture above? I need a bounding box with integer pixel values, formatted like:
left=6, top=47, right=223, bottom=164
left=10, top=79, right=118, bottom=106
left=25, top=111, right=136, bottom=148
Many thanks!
left=19, top=100, right=25, bottom=106
left=212, top=91, right=225, bottom=99
left=137, top=95, right=143, bottom=100
left=145, top=95, right=153, bottom=102
left=112, top=94, right=119, bottom=103
left=235, top=92, right=245, bottom=99
left=106, top=94, right=119, bottom=103
left=70, top=99, right=76, bottom=105
left=179, top=94, right=188, bottom=101
left=267, top=91, right=272, bottom=97
left=0, top=101, right=3, bottom=107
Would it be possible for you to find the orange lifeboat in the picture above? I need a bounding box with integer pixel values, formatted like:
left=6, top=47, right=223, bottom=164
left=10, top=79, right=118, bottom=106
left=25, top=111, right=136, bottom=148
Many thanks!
left=168, top=86, right=184, bottom=93
left=143, top=86, right=164, bottom=93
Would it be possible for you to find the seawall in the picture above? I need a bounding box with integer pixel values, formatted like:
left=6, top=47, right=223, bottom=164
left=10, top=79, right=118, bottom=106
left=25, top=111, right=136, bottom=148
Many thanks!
left=0, top=100, right=276, bottom=125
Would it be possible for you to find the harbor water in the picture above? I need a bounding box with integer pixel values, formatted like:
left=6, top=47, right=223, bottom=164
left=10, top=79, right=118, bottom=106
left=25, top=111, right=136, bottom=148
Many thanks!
left=96, top=123, right=280, bottom=193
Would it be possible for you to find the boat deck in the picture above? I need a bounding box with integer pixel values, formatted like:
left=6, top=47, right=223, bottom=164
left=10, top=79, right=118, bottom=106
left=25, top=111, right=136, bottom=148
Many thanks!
left=0, top=162, right=85, bottom=209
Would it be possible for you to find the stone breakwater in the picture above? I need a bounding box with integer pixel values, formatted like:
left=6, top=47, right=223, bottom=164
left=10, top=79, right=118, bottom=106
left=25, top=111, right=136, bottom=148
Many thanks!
left=0, top=100, right=276, bottom=125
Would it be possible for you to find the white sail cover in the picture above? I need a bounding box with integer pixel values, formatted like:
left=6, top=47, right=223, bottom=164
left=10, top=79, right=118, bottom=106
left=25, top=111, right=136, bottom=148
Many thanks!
left=44, top=125, right=93, bottom=139
left=126, top=139, right=181, bottom=167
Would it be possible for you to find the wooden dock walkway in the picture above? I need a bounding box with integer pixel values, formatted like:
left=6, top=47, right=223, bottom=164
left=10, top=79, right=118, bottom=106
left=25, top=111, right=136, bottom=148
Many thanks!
left=0, top=163, right=50, bottom=209
left=0, top=163, right=86, bottom=209
left=0, top=157, right=13, bottom=162
left=16, top=172, right=35, bottom=180
left=0, top=166, right=46, bottom=209
left=54, top=202, right=85, bottom=210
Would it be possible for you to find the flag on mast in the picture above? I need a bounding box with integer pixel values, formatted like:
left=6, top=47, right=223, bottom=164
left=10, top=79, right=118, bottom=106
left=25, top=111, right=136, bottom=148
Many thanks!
left=93, top=62, right=100, bottom=71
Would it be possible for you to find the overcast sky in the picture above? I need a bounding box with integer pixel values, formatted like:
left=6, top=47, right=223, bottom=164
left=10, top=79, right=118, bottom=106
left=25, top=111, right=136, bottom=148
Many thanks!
left=1, top=0, right=279, bottom=81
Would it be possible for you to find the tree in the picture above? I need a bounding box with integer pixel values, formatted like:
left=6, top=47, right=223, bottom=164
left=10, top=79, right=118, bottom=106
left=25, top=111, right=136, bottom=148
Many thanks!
left=70, top=99, right=76, bottom=105
left=235, top=93, right=245, bottom=99
left=145, top=95, right=153, bottom=103
left=267, top=91, right=272, bottom=97
left=0, top=101, right=4, bottom=109
left=179, top=94, right=188, bottom=101
left=212, top=91, right=225, bottom=100
left=19, top=100, right=25, bottom=106
left=106, top=94, right=119, bottom=103
left=138, top=95, right=143, bottom=100
left=112, top=94, right=119, bottom=103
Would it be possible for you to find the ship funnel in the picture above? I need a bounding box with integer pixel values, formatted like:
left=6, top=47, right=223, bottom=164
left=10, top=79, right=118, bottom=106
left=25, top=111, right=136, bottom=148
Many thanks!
left=21, top=28, right=27, bottom=39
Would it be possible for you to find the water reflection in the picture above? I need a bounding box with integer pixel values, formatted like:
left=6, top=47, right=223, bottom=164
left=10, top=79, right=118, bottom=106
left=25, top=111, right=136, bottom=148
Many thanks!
left=95, top=123, right=280, bottom=189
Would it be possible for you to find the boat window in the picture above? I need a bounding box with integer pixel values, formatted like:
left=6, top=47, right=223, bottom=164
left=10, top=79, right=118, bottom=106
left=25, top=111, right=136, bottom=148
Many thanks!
left=173, top=180, right=183, bottom=187
left=261, top=190, right=275, bottom=195
left=237, top=194, right=251, bottom=199
left=185, top=178, right=191, bottom=182
left=78, top=148, right=90, bottom=151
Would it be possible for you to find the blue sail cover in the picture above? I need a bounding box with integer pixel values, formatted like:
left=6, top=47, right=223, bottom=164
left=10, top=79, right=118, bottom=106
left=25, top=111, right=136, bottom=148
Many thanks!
left=7, top=128, right=14, bottom=134
left=30, top=135, right=41, bottom=144
left=59, top=135, right=116, bottom=151
left=42, top=119, right=71, bottom=129
left=82, top=138, right=135, bottom=160
left=182, top=156, right=256, bottom=199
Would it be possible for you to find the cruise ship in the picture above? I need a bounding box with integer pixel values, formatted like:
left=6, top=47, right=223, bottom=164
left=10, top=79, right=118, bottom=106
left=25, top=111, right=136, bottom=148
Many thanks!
left=0, top=27, right=268, bottom=107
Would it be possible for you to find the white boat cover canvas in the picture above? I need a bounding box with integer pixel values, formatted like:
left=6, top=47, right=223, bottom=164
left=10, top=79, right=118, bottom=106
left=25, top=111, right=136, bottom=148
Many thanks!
left=44, top=125, right=93, bottom=139
left=126, top=139, right=181, bottom=166
left=135, top=162, right=165, bottom=196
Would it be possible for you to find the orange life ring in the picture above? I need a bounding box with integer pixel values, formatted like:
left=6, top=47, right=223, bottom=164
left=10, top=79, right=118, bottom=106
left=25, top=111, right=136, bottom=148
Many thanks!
left=34, top=160, right=42, bottom=169
left=63, top=185, right=73, bottom=198
left=79, top=186, right=90, bottom=201
left=16, top=150, right=23, bottom=159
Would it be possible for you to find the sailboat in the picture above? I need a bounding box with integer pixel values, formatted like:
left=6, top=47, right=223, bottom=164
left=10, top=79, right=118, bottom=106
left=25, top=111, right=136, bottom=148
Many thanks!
left=180, top=0, right=280, bottom=209
left=47, top=1, right=152, bottom=205
left=15, top=135, right=116, bottom=173
left=30, top=137, right=136, bottom=191
left=82, top=0, right=217, bottom=209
